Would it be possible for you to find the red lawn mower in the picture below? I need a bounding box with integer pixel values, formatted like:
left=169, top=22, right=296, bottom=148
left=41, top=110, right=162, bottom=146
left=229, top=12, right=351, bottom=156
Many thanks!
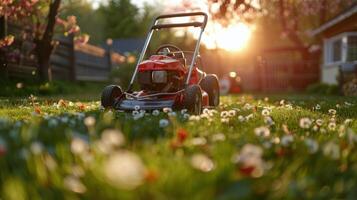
left=101, top=12, right=219, bottom=115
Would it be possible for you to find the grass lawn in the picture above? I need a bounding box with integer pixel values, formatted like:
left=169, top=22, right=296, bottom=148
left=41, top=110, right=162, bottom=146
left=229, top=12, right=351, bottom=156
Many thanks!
left=1, top=94, right=357, bottom=199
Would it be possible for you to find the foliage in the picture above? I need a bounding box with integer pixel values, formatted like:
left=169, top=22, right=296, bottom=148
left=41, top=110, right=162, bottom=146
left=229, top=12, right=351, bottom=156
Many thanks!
left=98, top=0, right=158, bottom=39
left=306, top=83, right=340, bottom=95
left=1, top=95, right=357, bottom=198
left=343, top=79, right=357, bottom=96
left=110, top=62, right=137, bottom=90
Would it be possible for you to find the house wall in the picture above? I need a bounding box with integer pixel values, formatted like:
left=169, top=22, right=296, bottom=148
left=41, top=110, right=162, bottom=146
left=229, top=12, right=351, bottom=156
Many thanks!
left=320, top=13, right=357, bottom=84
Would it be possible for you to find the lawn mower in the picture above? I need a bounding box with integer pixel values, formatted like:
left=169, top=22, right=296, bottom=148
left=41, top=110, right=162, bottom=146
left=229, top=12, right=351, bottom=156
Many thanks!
left=101, top=12, right=219, bottom=115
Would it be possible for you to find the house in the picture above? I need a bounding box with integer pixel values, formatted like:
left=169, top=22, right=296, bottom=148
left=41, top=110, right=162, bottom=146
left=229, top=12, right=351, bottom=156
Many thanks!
left=311, top=3, right=357, bottom=84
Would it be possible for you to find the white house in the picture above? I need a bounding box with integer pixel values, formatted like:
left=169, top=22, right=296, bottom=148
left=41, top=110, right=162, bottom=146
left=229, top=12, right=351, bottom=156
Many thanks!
left=311, top=4, right=357, bottom=84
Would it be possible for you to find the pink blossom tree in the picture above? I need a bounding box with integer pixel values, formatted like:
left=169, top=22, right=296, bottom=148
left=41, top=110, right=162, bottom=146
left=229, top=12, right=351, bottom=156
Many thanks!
left=0, top=0, right=83, bottom=81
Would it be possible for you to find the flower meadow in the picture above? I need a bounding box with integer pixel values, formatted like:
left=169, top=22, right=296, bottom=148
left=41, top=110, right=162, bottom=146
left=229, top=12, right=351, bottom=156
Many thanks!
left=1, top=95, right=357, bottom=199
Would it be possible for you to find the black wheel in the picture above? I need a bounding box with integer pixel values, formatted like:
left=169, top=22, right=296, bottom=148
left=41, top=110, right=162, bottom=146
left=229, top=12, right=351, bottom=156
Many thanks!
left=183, top=85, right=202, bottom=115
left=101, top=85, right=122, bottom=108
left=199, top=74, right=220, bottom=106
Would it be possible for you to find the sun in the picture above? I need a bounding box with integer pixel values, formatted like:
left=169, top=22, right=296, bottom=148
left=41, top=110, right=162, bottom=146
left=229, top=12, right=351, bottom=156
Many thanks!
left=203, top=22, right=252, bottom=52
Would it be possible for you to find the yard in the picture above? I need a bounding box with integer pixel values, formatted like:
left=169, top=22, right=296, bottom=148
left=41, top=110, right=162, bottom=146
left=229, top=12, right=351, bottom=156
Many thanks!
left=1, top=93, right=357, bottom=199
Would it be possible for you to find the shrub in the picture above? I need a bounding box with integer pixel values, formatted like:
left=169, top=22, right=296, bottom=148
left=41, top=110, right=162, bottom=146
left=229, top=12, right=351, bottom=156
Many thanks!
left=306, top=83, right=339, bottom=95
left=342, top=79, right=357, bottom=96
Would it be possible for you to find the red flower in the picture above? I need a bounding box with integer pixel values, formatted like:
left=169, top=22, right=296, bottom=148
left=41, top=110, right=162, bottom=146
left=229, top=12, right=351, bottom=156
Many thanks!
left=177, top=128, right=188, bottom=143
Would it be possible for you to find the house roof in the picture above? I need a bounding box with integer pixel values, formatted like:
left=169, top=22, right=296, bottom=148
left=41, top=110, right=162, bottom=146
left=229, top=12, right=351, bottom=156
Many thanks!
left=310, top=3, right=357, bottom=36
left=110, top=38, right=145, bottom=54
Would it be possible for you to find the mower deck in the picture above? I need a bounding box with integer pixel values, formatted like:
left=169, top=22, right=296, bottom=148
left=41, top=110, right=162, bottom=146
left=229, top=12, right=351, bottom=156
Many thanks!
left=115, top=98, right=176, bottom=111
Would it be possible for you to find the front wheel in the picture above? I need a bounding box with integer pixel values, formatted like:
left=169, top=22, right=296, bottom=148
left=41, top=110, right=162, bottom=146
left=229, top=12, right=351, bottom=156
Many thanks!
left=199, top=74, right=220, bottom=106
left=183, top=85, right=202, bottom=115
left=101, top=85, right=122, bottom=109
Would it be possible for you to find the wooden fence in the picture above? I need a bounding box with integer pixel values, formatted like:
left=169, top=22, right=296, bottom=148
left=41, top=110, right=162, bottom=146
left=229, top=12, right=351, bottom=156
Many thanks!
left=2, top=23, right=125, bottom=81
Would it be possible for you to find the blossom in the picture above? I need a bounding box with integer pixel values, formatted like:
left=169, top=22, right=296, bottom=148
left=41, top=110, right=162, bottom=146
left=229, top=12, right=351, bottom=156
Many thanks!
left=305, top=138, right=319, bottom=154
left=64, top=175, right=87, bottom=193
left=71, top=137, right=89, bottom=155
left=159, top=119, right=169, bottom=127
left=233, top=144, right=265, bottom=177
left=328, top=122, right=336, bottom=131
left=315, top=119, right=323, bottom=126
left=261, top=109, right=270, bottom=116
left=152, top=110, right=160, bottom=116
left=315, top=104, right=321, bottom=110
left=254, top=126, right=270, bottom=138
left=176, top=128, right=188, bottom=143
left=281, top=135, right=294, bottom=146
left=323, top=142, right=340, bottom=160
left=84, top=116, right=96, bottom=127
left=191, top=154, right=215, bottom=172
left=30, top=141, right=43, bottom=155
left=299, top=117, right=312, bottom=129
left=163, top=107, right=172, bottom=113
left=328, top=109, right=337, bottom=115
left=211, top=133, right=226, bottom=142
left=190, top=137, right=207, bottom=146
left=104, top=151, right=146, bottom=190
left=101, top=129, right=125, bottom=149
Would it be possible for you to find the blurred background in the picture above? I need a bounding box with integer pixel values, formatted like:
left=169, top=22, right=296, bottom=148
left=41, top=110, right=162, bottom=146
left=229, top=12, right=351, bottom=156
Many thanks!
left=0, top=0, right=356, bottom=97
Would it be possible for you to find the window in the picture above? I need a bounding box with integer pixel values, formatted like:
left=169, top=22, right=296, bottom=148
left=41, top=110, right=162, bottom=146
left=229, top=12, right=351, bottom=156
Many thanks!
left=332, top=39, right=342, bottom=62
left=347, top=36, right=357, bottom=61
left=324, top=32, right=357, bottom=65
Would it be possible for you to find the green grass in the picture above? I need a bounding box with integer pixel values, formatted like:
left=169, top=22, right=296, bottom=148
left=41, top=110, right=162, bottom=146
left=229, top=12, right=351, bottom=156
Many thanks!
left=1, top=94, right=357, bottom=199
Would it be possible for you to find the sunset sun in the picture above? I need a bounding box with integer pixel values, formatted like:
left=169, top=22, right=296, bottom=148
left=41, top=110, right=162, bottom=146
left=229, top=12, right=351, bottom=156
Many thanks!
left=203, top=22, right=252, bottom=51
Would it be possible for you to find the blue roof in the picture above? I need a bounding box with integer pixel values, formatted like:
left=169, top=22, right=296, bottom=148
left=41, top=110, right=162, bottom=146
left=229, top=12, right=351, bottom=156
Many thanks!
left=110, top=38, right=145, bottom=55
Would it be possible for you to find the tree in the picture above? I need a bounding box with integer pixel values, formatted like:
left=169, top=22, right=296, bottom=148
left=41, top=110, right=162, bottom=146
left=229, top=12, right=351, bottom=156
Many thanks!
left=98, top=0, right=158, bottom=39
left=0, top=0, right=83, bottom=81
left=208, top=0, right=354, bottom=59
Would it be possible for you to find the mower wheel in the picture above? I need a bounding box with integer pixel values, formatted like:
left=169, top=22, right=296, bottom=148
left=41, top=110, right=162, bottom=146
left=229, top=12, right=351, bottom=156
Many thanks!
left=183, top=85, right=202, bottom=115
left=101, top=85, right=122, bottom=109
left=200, top=74, right=220, bottom=106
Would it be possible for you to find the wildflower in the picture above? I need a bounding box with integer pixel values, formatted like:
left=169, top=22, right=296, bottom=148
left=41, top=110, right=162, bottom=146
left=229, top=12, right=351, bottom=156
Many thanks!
left=228, top=110, right=236, bottom=117
left=101, top=129, right=125, bottom=149
left=238, top=115, right=245, bottom=122
left=212, top=133, right=226, bottom=142
left=191, top=154, right=214, bottom=172
left=134, top=105, right=140, bottom=111
left=220, top=111, right=228, bottom=118
left=254, top=126, right=270, bottom=138
left=328, top=122, right=336, bottom=131
left=233, top=144, right=264, bottom=177
left=221, top=118, right=229, bottom=123
left=299, top=117, right=312, bottom=129
left=261, top=109, right=270, bottom=116
left=159, top=119, right=169, bottom=128
left=315, top=104, right=321, bottom=110
left=71, top=137, right=89, bottom=155
left=243, top=103, right=253, bottom=110
left=189, top=115, right=200, bottom=121
left=323, top=142, right=340, bottom=160
left=181, top=109, right=188, bottom=114
left=183, top=113, right=190, bottom=119
left=30, top=141, right=43, bottom=155
left=152, top=110, right=160, bottom=116
left=84, top=116, right=95, bottom=127
left=281, top=135, right=294, bottom=146
left=168, top=112, right=177, bottom=117
left=264, top=116, right=275, bottom=126
left=245, top=114, right=254, bottom=121
left=16, top=82, right=23, bottom=89
left=176, top=128, right=188, bottom=143
left=316, top=119, right=323, bottom=126
left=104, top=151, right=146, bottom=190
left=64, top=175, right=87, bottom=194
left=344, top=119, right=353, bottom=125
left=163, top=107, right=172, bottom=113
left=328, top=109, right=337, bottom=115
left=190, top=137, right=207, bottom=146
left=305, top=138, right=319, bottom=154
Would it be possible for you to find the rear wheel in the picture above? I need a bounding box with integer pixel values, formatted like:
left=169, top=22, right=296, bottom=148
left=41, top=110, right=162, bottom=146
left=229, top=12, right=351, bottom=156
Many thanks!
left=101, top=85, right=122, bottom=109
left=183, top=85, right=202, bottom=115
left=199, top=74, right=220, bottom=106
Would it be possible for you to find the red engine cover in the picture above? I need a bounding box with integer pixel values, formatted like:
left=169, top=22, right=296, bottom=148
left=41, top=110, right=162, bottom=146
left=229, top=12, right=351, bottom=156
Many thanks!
left=138, top=55, right=202, bottom=85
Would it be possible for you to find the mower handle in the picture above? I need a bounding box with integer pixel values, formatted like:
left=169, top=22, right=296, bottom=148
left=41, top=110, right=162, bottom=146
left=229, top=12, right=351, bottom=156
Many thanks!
left=152, top=12, right=208, bottom=30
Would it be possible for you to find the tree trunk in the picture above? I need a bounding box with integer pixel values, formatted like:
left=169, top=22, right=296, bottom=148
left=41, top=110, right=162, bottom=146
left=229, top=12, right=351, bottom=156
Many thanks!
left=36, top=0, right=61, bottom=82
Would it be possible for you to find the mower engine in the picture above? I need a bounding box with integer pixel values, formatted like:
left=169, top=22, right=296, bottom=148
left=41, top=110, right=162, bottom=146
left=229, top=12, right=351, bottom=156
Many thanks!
left=137, top=55, right=186, bottom=93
